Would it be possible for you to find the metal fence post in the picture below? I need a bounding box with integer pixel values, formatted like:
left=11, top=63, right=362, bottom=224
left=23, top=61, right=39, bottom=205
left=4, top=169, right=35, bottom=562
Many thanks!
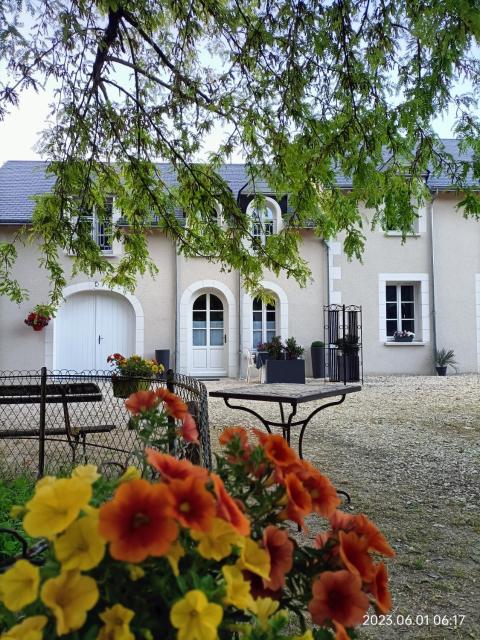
left=166, top=369, right=176, bottom=453
left=38, top=366, right=47, bottom=478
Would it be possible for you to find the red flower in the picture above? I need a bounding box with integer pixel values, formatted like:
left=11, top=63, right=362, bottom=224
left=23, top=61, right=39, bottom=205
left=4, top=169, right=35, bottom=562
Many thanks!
left=369, top=562, right=392, bottom=613
left=211, top=473, right=250, bottom=536
left=98, top=478, right=178, bottom=563
left=219, top=426, right=249, bottom=448
left=263, top=434, right=299, bottom=468
left=145, top=448, right=208, bottom=483
left=262, top=526, right=294, bottom=591
left=155, top=388, right=188, bottom=420
left=169, top=476, right=216, bottom=532
left=281, top=473, right=312, bottom=529
left=301, top=468, right=340, bottom=518
left=181, top=413, right=200, bottom=444
left=124, top=390, right=161, bottom=415
left=308, top=570, right=369, bottom=627
left=338, top=531, right=375, bottom=582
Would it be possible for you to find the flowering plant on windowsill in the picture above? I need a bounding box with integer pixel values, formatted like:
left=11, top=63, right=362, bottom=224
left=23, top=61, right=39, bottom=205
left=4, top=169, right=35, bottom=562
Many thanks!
left=107, top=353, right=163, bottom=377
left=393, top=330, right=415, bottom=342
left=0, top=389, right=395, bottom=640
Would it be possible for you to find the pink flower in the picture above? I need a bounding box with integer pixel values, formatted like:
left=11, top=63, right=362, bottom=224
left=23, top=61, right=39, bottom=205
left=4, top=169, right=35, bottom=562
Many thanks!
left=181, top=413, right=200, bottom=444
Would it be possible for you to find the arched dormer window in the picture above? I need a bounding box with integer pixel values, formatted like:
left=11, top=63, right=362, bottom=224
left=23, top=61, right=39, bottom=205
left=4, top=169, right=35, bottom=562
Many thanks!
left=247, top=197, right=282, bottom=244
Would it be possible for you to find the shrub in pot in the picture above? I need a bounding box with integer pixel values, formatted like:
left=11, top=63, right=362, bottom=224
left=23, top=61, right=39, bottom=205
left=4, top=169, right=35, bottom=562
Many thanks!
left=264, top=337, right=306, bottom=383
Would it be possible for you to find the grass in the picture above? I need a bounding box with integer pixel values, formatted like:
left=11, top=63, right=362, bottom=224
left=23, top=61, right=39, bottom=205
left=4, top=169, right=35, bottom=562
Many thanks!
left=0, top=476, right=35, bottom=561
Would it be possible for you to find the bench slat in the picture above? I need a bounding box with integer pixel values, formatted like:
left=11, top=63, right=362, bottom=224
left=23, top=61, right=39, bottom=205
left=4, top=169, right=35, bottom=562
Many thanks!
left=0, top=426, right=115, bottom=438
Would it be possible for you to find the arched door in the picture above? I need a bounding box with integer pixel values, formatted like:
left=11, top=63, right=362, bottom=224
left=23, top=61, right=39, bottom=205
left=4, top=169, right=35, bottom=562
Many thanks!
left=54, top=291, right=135, bottom=371
left=191, top=293, right=226, bottom=376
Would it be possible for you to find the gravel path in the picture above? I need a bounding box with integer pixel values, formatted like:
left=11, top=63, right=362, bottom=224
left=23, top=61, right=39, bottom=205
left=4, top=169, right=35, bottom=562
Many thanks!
left=206, top=375, right=480, bottom=640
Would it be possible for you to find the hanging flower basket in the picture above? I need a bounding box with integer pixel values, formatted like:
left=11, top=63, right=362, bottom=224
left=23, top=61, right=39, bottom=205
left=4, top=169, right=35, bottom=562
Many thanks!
left=24, top=309, right=51, bottom=331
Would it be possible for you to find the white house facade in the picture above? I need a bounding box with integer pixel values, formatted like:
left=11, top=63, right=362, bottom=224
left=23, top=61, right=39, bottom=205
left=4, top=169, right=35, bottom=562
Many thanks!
left=1, top=149, right=479, bottom=376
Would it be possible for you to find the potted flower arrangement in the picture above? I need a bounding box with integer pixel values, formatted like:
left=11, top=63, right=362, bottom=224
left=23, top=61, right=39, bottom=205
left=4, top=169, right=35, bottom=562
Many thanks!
left=263, top=336, right=306, bottom=383
left=24, top=304, right=53, bottom=332
left=393, top=330, right=415, bottom=343
left=435, top=348, right=458, bottom=376
left=107, top=353, right=163, bottom=398
left=0, top=390, right=394, bottom=640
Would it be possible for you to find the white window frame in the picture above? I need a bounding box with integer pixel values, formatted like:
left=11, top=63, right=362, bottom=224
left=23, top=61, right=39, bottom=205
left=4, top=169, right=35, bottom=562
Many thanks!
left=385, top=283, right=416, bottom=337
left=67, top=197, right=121, bottom=257
left=252, top=296, right=277, bottom=350
left=378, top=273, right=430, bottom=343
left=384, top=204, right=427, bottom=236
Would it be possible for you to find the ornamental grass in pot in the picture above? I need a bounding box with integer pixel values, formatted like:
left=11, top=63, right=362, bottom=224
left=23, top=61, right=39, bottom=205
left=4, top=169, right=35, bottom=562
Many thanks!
left=0, top=387, right=395, bottom=640
left=435, top=348, right=458, bottom=376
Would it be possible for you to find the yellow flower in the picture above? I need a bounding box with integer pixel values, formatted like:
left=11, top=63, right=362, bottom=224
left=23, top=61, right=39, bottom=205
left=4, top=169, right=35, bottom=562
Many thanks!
left=9, top=505, right=25, bottom=518
left=35, top=475, right=56, bottom=489
left=191, top=518, right=243, bottom=561
left=127, top=565, right=145, bottom=581
left=98, top=604, right=135, bottom=640
left=0, top=559, right=40, bottom=611
left=41, top=570, right=99, bottom=635
left=222, top=565, right=254, bottom=610
left=118, top=466, right=141, bottom=483
left=0, top=615, right=47, bottom=640
left=72, top=464, right=101, bottom=484
left=170, top=590, right=223, bottom=640
left=23, top=477, right=92, bottom=539
left=237, top=538, right=271, bottom=579
left=250, top=597, right=280, bottom=629
left=54, top=511, right=106, bottom=571
left=166, top=540, right=185, bottom=577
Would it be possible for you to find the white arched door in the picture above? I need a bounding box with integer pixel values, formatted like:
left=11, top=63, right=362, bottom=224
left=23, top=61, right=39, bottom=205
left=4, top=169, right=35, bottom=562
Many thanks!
left=54, top=291, right=135, bottom=371
left=191, top=293, right=226, bottom=376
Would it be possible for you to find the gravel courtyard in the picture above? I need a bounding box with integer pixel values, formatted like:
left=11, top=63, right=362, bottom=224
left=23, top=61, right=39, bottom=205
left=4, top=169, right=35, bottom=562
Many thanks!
left=206, top=375, right=480, bottom=640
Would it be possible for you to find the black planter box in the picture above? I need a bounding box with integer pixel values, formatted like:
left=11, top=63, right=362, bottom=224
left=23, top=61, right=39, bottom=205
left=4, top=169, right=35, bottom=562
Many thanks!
left=394, top=336, right=414, bottom=342
left=332, top=353, right=360, bottom=382
left=265, top=359, right=305, bottom=384
left=310, top=346, right=325, bottom=378
left=155, top=349, right=171, bottom=378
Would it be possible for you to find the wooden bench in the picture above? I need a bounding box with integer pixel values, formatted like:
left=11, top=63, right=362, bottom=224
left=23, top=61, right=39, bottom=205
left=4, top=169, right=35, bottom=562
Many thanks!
left=0, top=382, right=115, bottom=464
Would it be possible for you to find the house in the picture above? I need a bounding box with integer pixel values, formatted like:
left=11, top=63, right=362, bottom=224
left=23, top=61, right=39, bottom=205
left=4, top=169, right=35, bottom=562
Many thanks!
left=1, top=144, right=479, bottom=376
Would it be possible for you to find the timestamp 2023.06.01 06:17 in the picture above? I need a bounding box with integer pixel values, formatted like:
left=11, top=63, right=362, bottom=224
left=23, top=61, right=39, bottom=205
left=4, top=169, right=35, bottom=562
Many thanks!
left=363, top=613, right=466, bottom=628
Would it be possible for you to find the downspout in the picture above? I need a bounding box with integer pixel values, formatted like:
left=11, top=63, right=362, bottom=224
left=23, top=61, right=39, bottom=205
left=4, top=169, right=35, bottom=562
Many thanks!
left=237, top=180, right=250, bottom=379
left=175, top=243, right=180, bottom=373
left=429, top=190, right=439, bottom=370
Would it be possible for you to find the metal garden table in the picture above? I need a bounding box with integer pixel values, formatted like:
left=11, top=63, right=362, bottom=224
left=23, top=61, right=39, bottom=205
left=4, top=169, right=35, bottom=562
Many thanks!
left=209, top=382, right=361, bottom=459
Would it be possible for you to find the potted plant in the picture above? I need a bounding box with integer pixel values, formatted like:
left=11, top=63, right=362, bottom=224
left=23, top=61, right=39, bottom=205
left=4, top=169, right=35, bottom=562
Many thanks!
left=435, top=348, right=458, bottom=376
left=264, top=336, right=306, bottom=383
left=333, top=334, right=360, bottom=382
left=310, top=340, right=325, bottom=378
left=24, top=304, right=53, bottom=332
left=393, top=330, right=415, bottom=342
left=107, top=353, right=163, bottom=397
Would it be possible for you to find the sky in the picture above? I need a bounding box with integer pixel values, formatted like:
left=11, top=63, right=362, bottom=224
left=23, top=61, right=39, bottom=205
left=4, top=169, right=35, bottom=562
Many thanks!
left=0, top=83, right=464, bottom=166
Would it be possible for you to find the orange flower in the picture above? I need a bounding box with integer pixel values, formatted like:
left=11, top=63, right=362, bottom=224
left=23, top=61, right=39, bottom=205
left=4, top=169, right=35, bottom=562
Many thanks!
left=145, top=449, right=209, bottom=483
left=155, top=388, right=188, bottom=419
left=302, top=469, right=340, bottom=518
left=281, top=473, right=312, bottom=529
left=181, top=413, right=200, bottom=444
left=219, top=426, right=249, bottom=447
left=98, top=479, right=178, bottom=563
left=354, top=514, right=395, bottom=558
left=333, top=621, right=350, bottom=640
left=308, top=570, right=369, bottom=627
left=124, top=390, right=160, bottom=415
left=262, top=526, right=294, bottom=591
left=169, top=476, right=216, bottom=532
left=211, top=473, right=250, bottom=536
left=339, top=531, right=375, bottom=582
left=370, top=562, right=392, bottom=614
left=263, top=434, right=299, bottom=468
left=329, top=510, right=356, bottom=532
left=314, top=532, right=332, bottom=549
left=252, top=427, right=269, bottom=445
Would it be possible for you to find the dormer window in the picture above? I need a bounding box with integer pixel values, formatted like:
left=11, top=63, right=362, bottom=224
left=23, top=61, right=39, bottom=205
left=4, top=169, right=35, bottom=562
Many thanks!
left=252, top=207, right=274, bottom=241
left=79, top=197, right=113, bottom=254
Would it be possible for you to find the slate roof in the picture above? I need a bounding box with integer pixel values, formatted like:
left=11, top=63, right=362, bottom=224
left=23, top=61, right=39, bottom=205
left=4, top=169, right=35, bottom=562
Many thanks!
left=0, top=141, right=477, bottom=223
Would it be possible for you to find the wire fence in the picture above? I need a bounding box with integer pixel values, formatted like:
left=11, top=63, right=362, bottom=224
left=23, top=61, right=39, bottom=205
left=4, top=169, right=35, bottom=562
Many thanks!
left=0, top=368, right=211, bottom=480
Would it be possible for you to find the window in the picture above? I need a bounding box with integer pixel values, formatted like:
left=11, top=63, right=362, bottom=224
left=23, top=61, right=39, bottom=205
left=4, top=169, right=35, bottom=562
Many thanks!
left=252, top=296, right=276, bottom=349
left=252, top=207, right=274, bottom=243
left=79, top=197, right=113, bottom=253
left=386, top=284, right=416, bottom=337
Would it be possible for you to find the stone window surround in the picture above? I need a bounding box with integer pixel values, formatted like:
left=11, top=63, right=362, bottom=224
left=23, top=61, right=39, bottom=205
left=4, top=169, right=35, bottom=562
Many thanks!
left=245, top=196, right=283, bottom=239
left=378, top=273, right=430, bottom=343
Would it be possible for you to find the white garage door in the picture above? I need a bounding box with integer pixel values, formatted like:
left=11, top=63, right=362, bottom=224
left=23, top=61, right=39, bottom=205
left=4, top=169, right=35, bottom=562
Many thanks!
left=54, top=291, right=135, bottom=372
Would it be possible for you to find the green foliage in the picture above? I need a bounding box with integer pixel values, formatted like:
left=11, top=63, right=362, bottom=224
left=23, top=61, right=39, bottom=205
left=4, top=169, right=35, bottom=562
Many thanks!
left=435, top=347, right=458, bottom=370
left=0, top=0, right=480, bottom=304
left=0, top=475, right=35, bottom=559
left=311, top=341, right=325, bottom=348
